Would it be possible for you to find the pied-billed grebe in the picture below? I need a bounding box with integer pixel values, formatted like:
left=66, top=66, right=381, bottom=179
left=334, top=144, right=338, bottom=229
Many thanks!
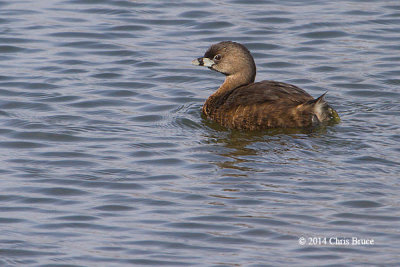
left=192, top=41, right=340, bottom=130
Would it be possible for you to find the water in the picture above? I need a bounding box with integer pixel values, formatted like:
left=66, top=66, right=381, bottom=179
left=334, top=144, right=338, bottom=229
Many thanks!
left=0, top=0, right=399, bottom=265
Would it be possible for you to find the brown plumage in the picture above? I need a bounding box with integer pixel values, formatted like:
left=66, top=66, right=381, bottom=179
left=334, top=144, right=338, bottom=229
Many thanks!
left=192, top=41, right=340, bottom=131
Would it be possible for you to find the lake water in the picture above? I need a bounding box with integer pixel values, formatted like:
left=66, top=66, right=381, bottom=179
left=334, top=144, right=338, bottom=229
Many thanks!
left=0, top=0, right=399, bottom=266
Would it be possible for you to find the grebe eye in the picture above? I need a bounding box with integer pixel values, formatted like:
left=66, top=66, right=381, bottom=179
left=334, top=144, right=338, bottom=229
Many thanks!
left=214, top=54, right=221, bottom=61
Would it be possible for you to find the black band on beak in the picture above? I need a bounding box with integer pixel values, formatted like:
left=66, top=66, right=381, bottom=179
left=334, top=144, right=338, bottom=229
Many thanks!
left=197, top=57, right=204, bottom=66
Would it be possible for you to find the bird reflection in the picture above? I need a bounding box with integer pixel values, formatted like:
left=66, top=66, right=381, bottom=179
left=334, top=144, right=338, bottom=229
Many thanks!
left=201, top=117, right=327, bottom=173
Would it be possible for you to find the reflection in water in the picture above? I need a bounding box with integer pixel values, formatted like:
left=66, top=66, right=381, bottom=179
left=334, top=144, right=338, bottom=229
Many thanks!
left=201, top=118, right=330, bottom=173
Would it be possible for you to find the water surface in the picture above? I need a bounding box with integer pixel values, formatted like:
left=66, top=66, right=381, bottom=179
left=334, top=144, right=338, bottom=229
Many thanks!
left=0, top=0, right=399, bottom=266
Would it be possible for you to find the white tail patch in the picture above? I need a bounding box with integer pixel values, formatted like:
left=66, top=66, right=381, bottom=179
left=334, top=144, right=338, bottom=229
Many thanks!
left=313, top=92, right=328, bottom=122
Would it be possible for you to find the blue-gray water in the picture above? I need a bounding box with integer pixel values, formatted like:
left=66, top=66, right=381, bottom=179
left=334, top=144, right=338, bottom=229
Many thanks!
left=0, top=0, right=399, bottom=266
